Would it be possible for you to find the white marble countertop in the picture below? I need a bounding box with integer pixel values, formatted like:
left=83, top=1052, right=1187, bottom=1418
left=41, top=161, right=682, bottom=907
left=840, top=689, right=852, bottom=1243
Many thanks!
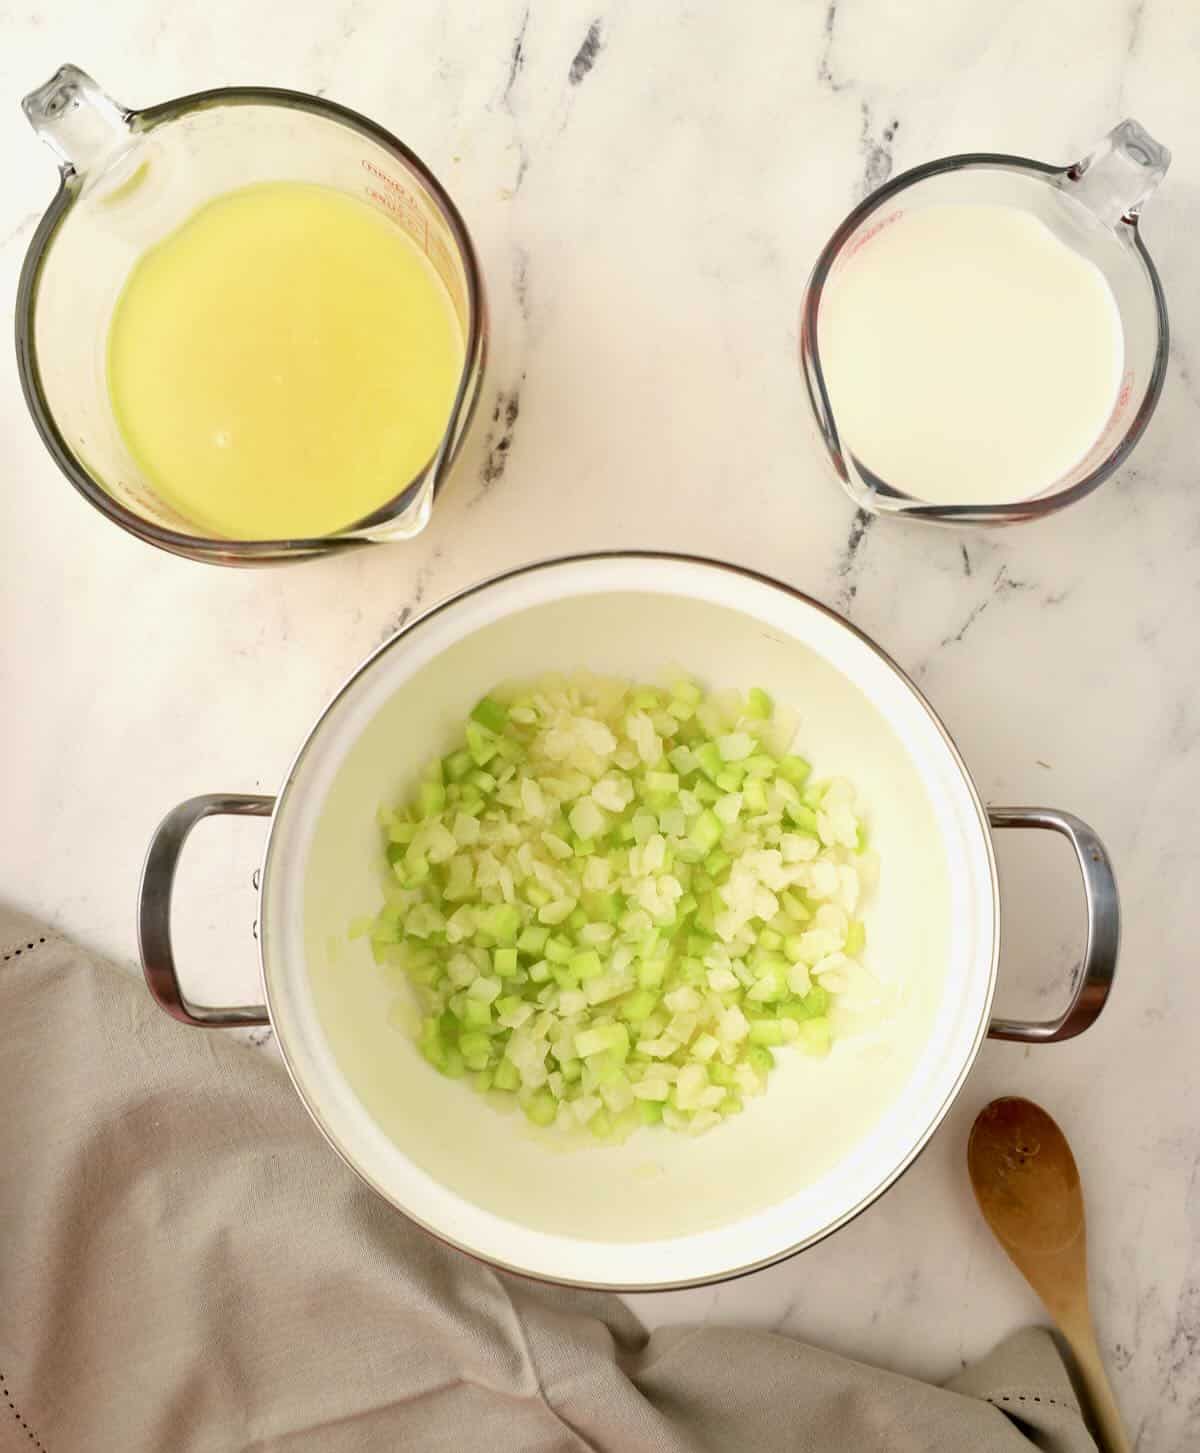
left=2, top=2, right=1197, bottom=1445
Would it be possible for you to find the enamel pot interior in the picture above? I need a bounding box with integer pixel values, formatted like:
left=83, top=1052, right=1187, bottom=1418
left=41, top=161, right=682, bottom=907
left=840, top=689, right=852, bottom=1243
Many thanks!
left=259, top=555, right=998, bottom=1289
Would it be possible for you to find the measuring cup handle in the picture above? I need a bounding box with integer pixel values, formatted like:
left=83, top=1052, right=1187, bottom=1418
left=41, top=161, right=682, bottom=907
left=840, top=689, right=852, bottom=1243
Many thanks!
left=138, top=793, right=275, bottom=1028
left=1065, top=119, right=1171, bottom=226
left=986, top=806, right=1120, bottom=1044
left=22, top=64, right=133, bottom=179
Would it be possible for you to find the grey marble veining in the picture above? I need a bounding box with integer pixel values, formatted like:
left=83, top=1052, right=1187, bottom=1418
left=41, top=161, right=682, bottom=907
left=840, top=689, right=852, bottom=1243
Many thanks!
left=1, top=2, right=1197, bottom=1445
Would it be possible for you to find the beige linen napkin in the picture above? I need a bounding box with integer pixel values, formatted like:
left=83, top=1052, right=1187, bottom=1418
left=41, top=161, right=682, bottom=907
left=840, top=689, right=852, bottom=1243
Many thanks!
left=0, top=904, right=1095, bottom=1452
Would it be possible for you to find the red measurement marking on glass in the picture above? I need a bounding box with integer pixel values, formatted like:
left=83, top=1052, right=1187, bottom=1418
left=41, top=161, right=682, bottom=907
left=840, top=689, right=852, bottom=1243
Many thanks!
left=1080, top=368, right=1135, bottom=470
left=1100, top=369, right=1134, bottom=442
left=361, top=158, right=429, bottom=253
left=843, top=208, right=904, bottom=263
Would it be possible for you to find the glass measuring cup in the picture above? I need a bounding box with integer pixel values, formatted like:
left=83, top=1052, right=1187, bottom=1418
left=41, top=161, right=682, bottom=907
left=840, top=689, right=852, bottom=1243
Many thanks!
left=16, top=65, right=487, bottom=565
left=799, top=121, right=1170, bottom=524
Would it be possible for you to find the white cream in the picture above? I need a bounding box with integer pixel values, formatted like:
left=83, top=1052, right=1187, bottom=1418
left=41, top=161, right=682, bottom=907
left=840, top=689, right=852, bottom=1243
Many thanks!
left=818, top=202, right=1123, bottom=505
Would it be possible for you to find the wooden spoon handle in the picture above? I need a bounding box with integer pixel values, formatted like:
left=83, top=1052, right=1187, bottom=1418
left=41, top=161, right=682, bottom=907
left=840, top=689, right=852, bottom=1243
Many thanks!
left=1067, top=1326, right=1131, bottom=1453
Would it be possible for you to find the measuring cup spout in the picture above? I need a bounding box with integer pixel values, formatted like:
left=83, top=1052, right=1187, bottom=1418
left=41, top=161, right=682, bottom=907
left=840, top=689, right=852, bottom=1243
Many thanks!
left=1064, top=119, right=1170, bottom=228
left=387, top=316, right=487, bottom=541
left=22, top=65, right=135, bottom=185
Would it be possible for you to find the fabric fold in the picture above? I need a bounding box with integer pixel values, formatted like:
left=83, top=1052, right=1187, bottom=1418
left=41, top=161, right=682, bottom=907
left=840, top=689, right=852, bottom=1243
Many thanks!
left=0, top=906, right=1095, bottom=1452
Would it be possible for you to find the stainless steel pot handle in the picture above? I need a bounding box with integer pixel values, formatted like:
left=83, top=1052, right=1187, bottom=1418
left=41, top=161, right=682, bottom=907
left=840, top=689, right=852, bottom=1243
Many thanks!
left=137, top=796, right=1117, bottom=1039
left=986, top=806, right=1119, bottom=1043
left=137, top=793, right=275, bottom=1028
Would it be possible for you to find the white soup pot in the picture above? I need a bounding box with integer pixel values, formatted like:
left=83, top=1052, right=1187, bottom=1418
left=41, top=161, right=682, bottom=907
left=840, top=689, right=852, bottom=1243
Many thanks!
left=138, top=554, right=1117, bottom=1289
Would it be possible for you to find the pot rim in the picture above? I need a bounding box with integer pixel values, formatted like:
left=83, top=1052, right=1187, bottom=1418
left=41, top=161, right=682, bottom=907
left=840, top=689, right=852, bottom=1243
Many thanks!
left=255, top=550, right=1000, bottom=1291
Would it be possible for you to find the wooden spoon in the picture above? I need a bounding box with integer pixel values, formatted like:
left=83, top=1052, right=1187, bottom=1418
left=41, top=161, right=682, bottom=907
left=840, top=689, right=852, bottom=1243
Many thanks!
left=967, top=1096, right=1128, bottom=1453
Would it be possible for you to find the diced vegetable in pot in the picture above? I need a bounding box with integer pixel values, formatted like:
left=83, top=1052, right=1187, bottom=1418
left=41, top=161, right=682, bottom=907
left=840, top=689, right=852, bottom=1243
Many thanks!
left=359, top=673, right=875, bottom=1140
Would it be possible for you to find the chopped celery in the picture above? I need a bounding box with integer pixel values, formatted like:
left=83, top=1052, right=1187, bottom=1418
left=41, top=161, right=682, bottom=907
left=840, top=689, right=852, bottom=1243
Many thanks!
left=742, top=779, right=768, bottom=814
left=583, top=890, right=622, bottom=923
left=637, top=958, right=667, bottom=989
left=461, top=999, right=492, bottom=1029
left=523, top=881, right=553, bottom=909
left=459, top=1030, right=491, bottom=1068
left=418, top=1018, right=445, bottom=1068
left=544, top=936, right=573, bottom=965
left=493, top=1059, right=520, bottom=1091
left=669, top=678, right=703, bottom=706
left=551, top=963, right=578, bottom=990
left=717, top=732, right=754, bottom=762
left=444, top=749, right=474, bottom=782
left=779, top=984, right=830, bottom=1022
left=417, top=781, right=446, bottom=818
left=644, top=770, right=679, bottom=795
left=575, top=1023, right=630, bottom=1059
left=360, top=670, right=876, bottom=1141
left=517, top=925, right=550, bottom=957
left=465, top=723, right=499, bottom=766
left=480, top=904, right=521, bottom=944
left=570, top=949, right=603, bottom=980
left=523, top=1090, right=557, bottom=1126
left=742, top=753, right=777, bottom=779
left=470, top=696, right=509, bottom=733
left=619, top=988, right=659, bottom=1023
left=688, top=809, right=723, bottom=856
left=694, top=741, right=724, bottom=784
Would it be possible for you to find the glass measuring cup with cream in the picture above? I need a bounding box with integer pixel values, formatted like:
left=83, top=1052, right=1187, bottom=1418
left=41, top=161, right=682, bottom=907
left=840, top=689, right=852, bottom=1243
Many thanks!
left=800, top=121, right=1170, bottom=523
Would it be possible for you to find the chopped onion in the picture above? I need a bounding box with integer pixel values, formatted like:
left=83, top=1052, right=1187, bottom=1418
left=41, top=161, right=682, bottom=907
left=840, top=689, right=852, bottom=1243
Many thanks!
left=362, top=673, right=875, bottom=1138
